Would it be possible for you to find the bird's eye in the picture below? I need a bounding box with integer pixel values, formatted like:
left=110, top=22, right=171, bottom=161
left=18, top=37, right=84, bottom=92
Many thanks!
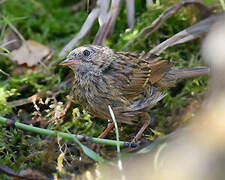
left=83, top=50, right=90, bottom=56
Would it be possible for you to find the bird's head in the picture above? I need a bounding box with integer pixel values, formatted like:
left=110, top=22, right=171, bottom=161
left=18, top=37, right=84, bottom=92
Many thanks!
left=60, top=45, right=114, bottom=74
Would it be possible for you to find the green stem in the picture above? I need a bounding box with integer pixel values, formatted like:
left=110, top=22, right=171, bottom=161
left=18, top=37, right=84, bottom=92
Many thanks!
left=0, top=116, right=138, bottom=147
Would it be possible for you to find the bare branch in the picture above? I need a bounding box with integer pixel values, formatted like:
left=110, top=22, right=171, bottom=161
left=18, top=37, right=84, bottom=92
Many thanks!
left=109, top=0, right=123, bottom=34
left=150, top=14, right=219, bottom=55
left=126, top=0, right=212, bottom=49
left=126, top=0, right=135, bottom=29
left=93, top=0, right=123, bottom=45
left=8, top=78, right=72, bottom=107
left=98, top=0, right=110, bottom=26
left=59, top=2, right=101, bottom=58
left=93, top=16, right=113, bottom=45
left=0, top=69, right=11, bottom=79
left=71, top=1, right=86, bottom=12
left=0, top=39, right=17, bottom=49
left=146, top=0, right=153, bottom=6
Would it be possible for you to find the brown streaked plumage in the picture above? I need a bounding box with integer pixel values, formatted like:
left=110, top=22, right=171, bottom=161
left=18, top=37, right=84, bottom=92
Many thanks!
left=60, top=45, right=209, bottom=141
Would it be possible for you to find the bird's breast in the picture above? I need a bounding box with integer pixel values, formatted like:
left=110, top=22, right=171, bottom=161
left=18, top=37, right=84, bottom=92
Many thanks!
left=72, top=73, right=114, bottom=109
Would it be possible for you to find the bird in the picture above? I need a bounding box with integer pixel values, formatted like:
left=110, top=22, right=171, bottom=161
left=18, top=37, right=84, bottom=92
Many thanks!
left=60, top=45, right=210, bottom=142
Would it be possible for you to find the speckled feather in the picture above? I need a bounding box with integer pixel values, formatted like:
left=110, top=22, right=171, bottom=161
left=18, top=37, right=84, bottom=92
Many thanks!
left=61, top=45, right=209, bottom=125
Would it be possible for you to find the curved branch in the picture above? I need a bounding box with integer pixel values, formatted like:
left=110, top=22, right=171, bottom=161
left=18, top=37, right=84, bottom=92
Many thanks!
left=59, top=7, right=100, bottom=58
left=126, top=0, right=212, bottom=49
left=150, top=14, right=219, bottom=55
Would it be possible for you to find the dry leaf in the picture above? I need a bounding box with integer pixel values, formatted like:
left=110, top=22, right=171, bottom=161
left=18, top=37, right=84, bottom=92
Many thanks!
left=3, top=30, right=22, bottom=51
left=9, top=40, right=51, bottom=67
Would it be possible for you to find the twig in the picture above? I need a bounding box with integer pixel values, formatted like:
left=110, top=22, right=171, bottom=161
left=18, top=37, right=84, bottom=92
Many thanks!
left=8, top=77, right=72, bottom=107
left=92, top=0, right=111, bottom=45
left=93, top=16, right=113, bottom=45
left=59, top=0, right=103, bottom=58
left=0, top=165, right=48, bottom=180
left=0, top=69, right=11, bottom=78
left=126, top=0, right=212, bottom=49
left=71, top=1, right=86, bottom=12
left=98, top=0, right=110, bottom=27
left=108, top=0, right=123, bottom=34
left=2, top=16, right=26, bottom=43
left=2, top=16, right=45, bottom=68
left=150, top=14, right=219, bottom=55
left=2, top=16, right=32, bottom=53
left=0, top=116, right=140, bottom=147
left=0, top=166, right=22, bottom=178
left=93, top=0, right=122, bottom=45
left=0, top=39, right=17, bottom=49
left=146, top=0, right=153, bottom=6
left=60, top=0, right=128, bottom=57
left=126, top=0, right=135, bottom=29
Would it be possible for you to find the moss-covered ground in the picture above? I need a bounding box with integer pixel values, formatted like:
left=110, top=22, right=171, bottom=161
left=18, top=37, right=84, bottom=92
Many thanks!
left=0, top=0, right=219, bottom=178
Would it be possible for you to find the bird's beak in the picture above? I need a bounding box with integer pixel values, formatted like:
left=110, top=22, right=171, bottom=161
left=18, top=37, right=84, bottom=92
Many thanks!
left=59, top=58, right=81, bottom=66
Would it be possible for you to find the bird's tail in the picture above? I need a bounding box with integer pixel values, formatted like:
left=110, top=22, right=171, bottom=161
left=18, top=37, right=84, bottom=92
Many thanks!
left=168, top=67, right=210, bottom=79
left=157, top=67, right=210, bottom=88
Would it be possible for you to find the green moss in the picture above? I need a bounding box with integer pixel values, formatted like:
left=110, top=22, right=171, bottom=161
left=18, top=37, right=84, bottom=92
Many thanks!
left=0, top=87, right=13, bottom=116
left=1, top=0, right=88, bottom=49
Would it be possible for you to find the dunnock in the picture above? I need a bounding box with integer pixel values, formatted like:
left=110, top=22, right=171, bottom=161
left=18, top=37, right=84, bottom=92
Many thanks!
left=60, top=45, right=209, bottom=141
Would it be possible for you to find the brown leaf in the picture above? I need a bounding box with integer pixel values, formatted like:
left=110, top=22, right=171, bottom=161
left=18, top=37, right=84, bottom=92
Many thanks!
left=3, top=30, right=22, bottom=51
left=9, top=40, right=51, bottom=67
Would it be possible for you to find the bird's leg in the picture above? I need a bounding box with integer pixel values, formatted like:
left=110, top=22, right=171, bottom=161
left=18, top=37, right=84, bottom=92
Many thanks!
left=132, top=113, right=151, bottom=142
left=60, top=91, right=73, bottom=119
left=60, top=99, right=72, bottom=119
left=91, top=122, right=114, bottom=151
left=98, top=122, right=114, bottom=138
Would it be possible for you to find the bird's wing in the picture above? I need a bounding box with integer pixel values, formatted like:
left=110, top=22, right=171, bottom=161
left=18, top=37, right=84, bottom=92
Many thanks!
left=114, top=51, right=172, bottom=96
